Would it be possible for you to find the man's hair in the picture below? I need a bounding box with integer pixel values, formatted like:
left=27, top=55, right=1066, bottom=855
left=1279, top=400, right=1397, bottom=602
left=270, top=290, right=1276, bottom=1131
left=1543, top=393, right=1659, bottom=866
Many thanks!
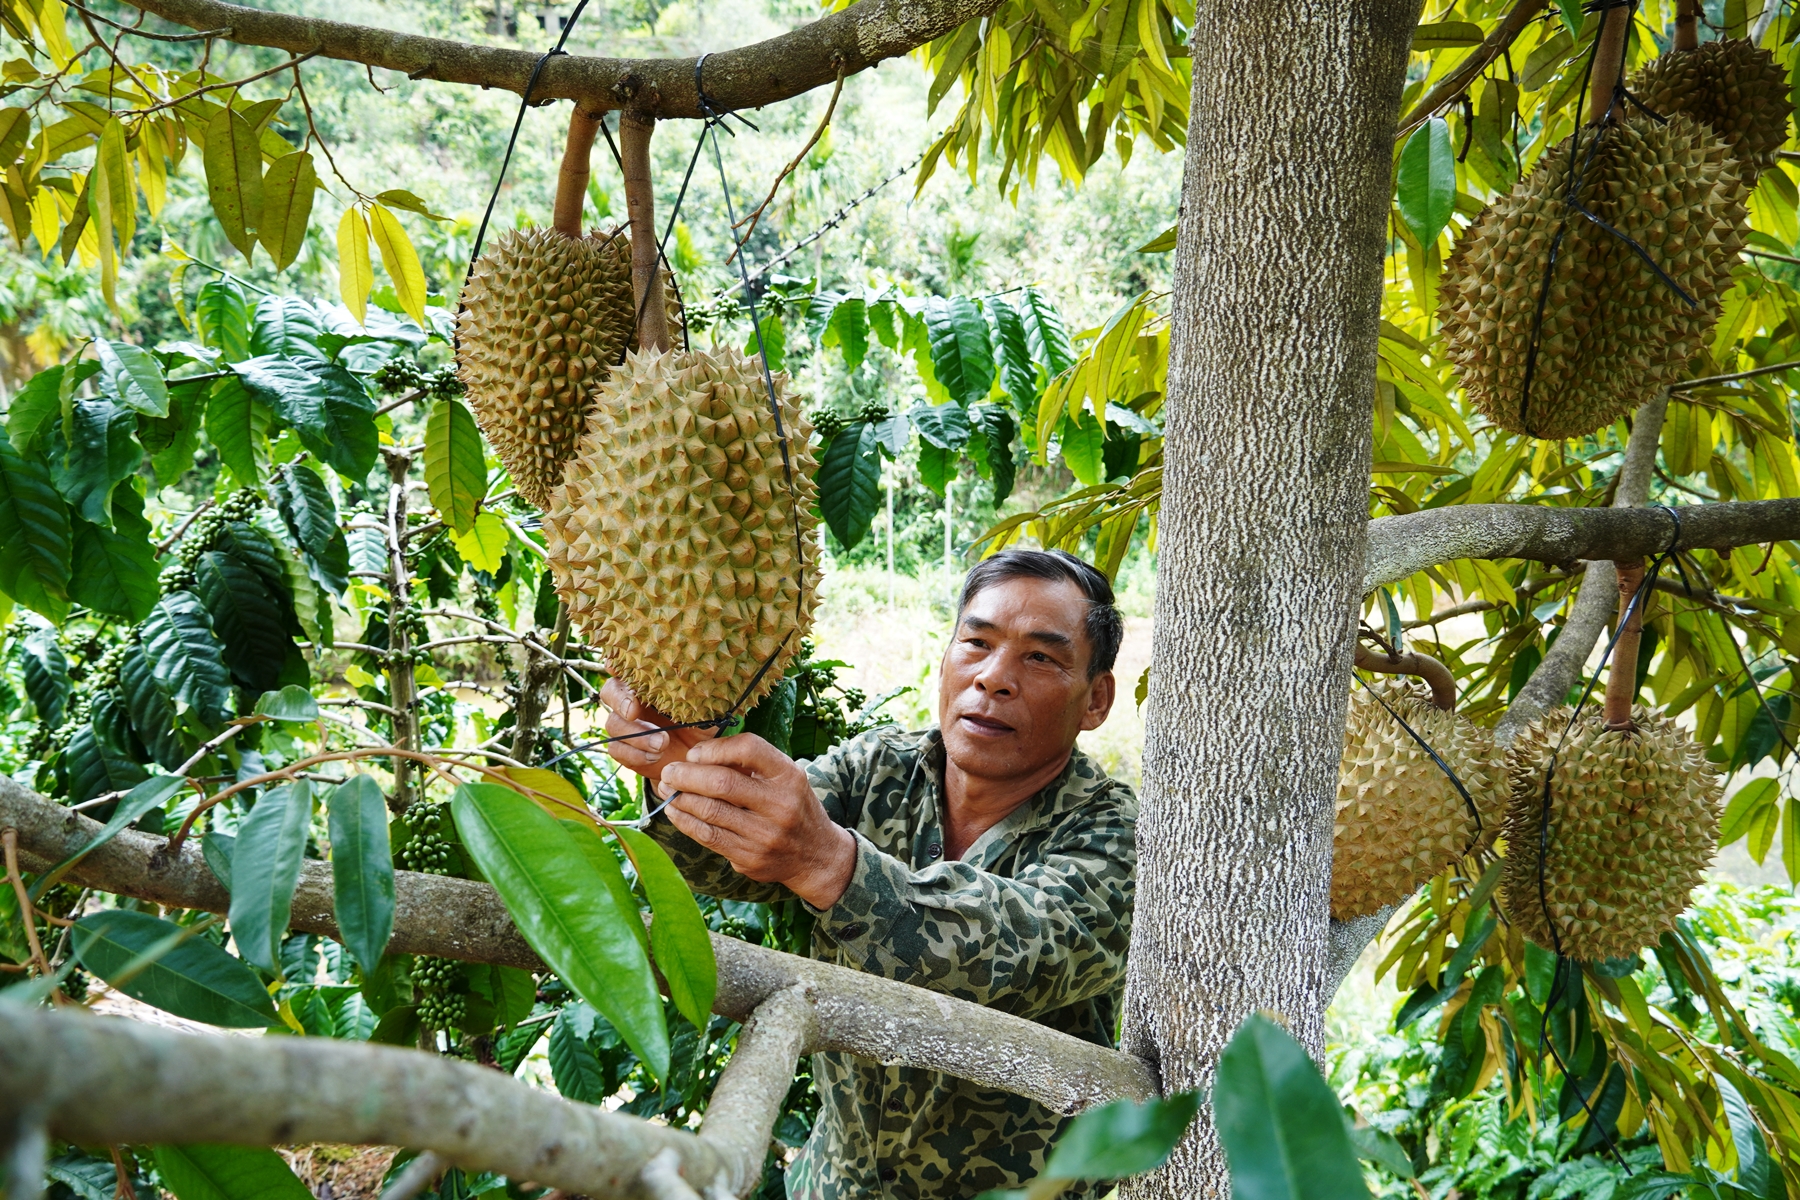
left=957, top=549, right=1124, bottom=679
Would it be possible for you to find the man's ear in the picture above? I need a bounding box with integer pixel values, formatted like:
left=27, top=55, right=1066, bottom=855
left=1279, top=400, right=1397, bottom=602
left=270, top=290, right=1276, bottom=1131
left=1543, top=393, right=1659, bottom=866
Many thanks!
left=1080, top=671, right=1116, bottom=731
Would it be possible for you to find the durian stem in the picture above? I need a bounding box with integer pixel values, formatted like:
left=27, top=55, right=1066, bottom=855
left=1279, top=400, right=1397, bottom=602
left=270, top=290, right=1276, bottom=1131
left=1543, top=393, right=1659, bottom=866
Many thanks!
left=1587, top=2, right=1632, bottom=125
left=384, top=448, right=421, bottom=811
left=619, top=110, right=671, bottom=354
left=1674, top=0, right=1700, bottom=50
left=554, top=105, right=603, bottom=238
left=1352, top=643, right=1457, bottom=711
left=1603, top=557, right=1647, bottom=730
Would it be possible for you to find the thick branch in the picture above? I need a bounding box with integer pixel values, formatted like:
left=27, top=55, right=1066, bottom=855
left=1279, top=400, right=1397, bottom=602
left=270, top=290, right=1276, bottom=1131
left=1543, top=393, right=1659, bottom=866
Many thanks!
left=0, top=1006, right=722, bottom=1200
left=697, top=986, right=814, bottom=1197
left=1395, top=0, right=1547, bottom=136
left=620, top=112, right=670, bottom=354
left=117, top=0, right=1000, bottom=117
left=0, top=780, right=1156, bottom=1113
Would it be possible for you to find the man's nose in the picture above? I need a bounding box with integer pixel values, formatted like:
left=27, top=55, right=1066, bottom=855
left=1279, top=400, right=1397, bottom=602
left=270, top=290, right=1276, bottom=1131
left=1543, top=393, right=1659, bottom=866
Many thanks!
left=973, top=656, right=1015, bottom=696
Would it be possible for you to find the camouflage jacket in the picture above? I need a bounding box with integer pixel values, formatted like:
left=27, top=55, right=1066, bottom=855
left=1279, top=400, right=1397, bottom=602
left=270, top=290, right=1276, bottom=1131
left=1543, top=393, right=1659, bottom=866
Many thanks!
left=646, top=726, right=1138, bottom=1200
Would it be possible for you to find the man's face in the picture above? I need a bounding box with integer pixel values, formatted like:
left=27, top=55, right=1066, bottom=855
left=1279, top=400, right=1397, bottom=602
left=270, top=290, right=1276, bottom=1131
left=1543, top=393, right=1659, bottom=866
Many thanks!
left=937, top=575, right=1116, bottom=784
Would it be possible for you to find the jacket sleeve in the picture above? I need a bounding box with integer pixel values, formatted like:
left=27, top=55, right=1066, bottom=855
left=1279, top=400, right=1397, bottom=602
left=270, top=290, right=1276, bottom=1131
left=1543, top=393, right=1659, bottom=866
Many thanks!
left=802, top=784, right=1137, bottom=1021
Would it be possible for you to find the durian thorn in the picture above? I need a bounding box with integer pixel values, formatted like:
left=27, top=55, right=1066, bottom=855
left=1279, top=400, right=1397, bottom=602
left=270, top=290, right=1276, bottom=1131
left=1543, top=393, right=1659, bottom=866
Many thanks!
left=620, top=109, right=673, bottom=354
left=1603, top=557, right=1648, bottom=730
left=554, top=105, right=605, bottom=238
left=1353, top=642, right=1457, bottom=712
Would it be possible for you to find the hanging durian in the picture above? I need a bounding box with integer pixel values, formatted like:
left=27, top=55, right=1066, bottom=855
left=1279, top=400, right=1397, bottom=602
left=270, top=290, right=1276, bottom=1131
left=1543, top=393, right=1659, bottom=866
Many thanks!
left=1332, top=650, right=1507, bottom=921
left=1500, top=561, right=1721, bottom=960
left=1630, top=38, right=1791, bottom=180
left=542, top=346, right=820, bottom=723
left=1439, top=6, right=1748, bottom=441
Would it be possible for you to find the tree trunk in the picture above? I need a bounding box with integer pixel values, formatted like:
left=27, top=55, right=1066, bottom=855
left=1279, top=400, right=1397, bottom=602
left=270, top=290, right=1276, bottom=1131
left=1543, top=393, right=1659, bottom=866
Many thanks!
left=1122, top=2, right=1420, bottom=1193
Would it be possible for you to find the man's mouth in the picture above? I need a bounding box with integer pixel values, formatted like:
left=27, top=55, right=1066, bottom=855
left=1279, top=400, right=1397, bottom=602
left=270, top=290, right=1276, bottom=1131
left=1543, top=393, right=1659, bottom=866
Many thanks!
left=957, top=712, right=1015, bottom=736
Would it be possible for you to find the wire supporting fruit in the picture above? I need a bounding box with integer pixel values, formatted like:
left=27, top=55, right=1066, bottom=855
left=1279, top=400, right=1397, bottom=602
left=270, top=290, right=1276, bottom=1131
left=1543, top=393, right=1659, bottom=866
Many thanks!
left=457, top=227, right=684, bottom=509
left=1439, top=112, right=1748, bottom=440
left=1630, top=38, right=1792, bottom=180
left=1332, top=679, right=1506, bottom=920
left=1501, top=705, right=1720, bottom=961
left=542, top=346, right=821, bottom=724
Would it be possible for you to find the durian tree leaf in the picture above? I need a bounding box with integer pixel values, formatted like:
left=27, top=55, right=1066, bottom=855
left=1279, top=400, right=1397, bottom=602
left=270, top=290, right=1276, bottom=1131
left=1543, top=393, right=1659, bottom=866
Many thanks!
left=1720, top=777, right=1779, bottom=846
left=231, top=355, right=378, bottom=481
left=369, top=203, right=428, bottom=330
left=50, top=398, right=142, bottom=527
left=425, top=398, right=486, bottom=535
left=119, top=639, right=187, bottom=770
left=20, top=624, right=67, bottom=727
left=196, top=278, right=253, bottom=362
left=205, top=376, right=269, bottom=486
left=818, top=420, right=882, bottom=550
left=1783, top=799, right=1800, bottom=888
left=228, top=781, right=313, bottom=975
left=1396, top=117, right=1456, bottom=248
left=202, top=105, right=263, bottom=262
left=258, top=150, right=315, bottom=272
left=140, top=590, right=234, bottom=728
left=923, top=295, right=996, bottom=408
left=614, top=825, right=718, bottom=1032
left=250, top=296, right=328, bottom=361
left=153, top=1144, right=313, bottom=1200
left=63, top=721, right=149, bottom=805
left=451, top=782, right=670, bottom=1084
left=328, top=774, right=395, bottom=976
left=193, top=550, right=288, bottom=695
left=271, top=462, right=350, bottom=596
left=559, top=819, right=648, bottom=955
left=69, top=512, right=159, bottom=622
left=337, top=207, right=373, bottom=327
left=74, top=911, right=283, bottom=1030
left=96, top=338, right=169, bottom=417
left=1214, top=1012, right=1371, bottom=1200
left=0, top=422, right=72, bottom=621
left=1043, top=1091, right=1200, bottom=1182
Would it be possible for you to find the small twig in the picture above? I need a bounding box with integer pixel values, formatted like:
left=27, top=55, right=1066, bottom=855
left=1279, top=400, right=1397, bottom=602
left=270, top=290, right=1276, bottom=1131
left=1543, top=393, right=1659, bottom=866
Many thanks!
left=156, top=500, right=214, bottom=553
left=377, top=388, right=427, bottom=416
left=1669, top=359, right=1800, bottom=390
left=381, top=1152, right=447, bottom=1200
left=293, top=63, right=363, bottom=200
left=110, top=1146, right=140, bottom=1200
left=3, top=828, right=53, bottom=978
left=320, top=696, right=401, bottom=717
left=728, top=61, right=845, bottom=263
left=364, top=62, right=392, bottom=95
left=126, top=51, right=319, bottom=116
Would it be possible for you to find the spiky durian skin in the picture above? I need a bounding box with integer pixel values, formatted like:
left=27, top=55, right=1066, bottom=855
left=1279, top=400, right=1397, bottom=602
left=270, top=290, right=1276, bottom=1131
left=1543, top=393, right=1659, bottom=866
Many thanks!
left=1332, top=681, right=1507, bottom=920
left=1439, top=113, right=1748, bottom=440
left=1501, top=706, right=1720, bottom=961
left=1631, top=39, right=1792, bottom=178
left=542, top=346, right=820, bottom=724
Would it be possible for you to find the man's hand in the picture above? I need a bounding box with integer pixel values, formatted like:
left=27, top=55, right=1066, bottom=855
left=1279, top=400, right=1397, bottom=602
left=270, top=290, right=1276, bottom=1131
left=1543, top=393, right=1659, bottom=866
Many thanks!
left=660, top=735, right=857, bottom=911
left=599, top=678, right=716, bottom=783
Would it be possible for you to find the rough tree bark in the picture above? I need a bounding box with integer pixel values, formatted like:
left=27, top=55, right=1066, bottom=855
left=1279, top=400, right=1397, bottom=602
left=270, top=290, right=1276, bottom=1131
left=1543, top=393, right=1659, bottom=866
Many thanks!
left=1123, top=0, right=1421, bottom=1192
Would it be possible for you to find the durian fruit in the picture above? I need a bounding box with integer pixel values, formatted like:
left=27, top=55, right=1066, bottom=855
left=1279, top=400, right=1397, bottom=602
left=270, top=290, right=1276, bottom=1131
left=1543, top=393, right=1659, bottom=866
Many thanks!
left=456, top=228, right=683, bottom=509
left=1631, top=39, right=1792, bottom=179
left=1501, top=705, right=1720, bottom=961
left=542, top=346, right=820, bottom=724
left=1332, top=680, right=1508, bottom=920
left=1439, top=112, right=1749, bottom=440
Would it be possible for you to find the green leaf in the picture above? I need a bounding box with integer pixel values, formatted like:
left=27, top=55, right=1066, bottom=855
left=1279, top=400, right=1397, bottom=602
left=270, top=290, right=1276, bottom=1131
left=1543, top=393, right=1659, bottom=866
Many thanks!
left=250, top=296, right=328, bottom=361
left=817, top=421, right=881, bottom=551
left=425, top=399, right=485, bottom=535
left=203, top=105, right=264, bottom=262
left=451, top=782, right=669, bottom=1082
left=374, top=189, right=449, bottom=221
left=20, top=625, right=67, bottom=727
left=50, top=397, right=141, bottom=526
left=70, top=510, right=158, bottom=622
left=271, top=462, right=349, bottom=596
left=973, top=405, right=1017, bottom=503
left=1044, top=1092, right=1200, bottom=1181
left=63, top=721, right=148, bottom=804
left=1018, top=287, right=1075, bottom=374
left=918, top=442, right=954, bottom=497
left=923, top=296, right=995, bottom=407
left=989, top=296, right=1039, bottom=410
left=255, top=685, right=318, bottom=722
left=822, top=297, right=868, bottom=372
left=232, top=355, right=377, bottom=480
left=33, top=775, right=185, bottom=896
left=559, top=819, right=649, bottom=957
left=328, top=774, right=395, bottom=975
left=141, top=591, right=234, bottom=728
left=153, top=1145, right=312, bottom=1200
left=119, top=639, right=187, bottom=770
left=1721, top=777, right=1780, bottom=845
left=548, top=1004, right=609, bottom=1102
left=202, top=832, right=235, bottom=890
left=452, top=511, right=507, bottom=575
left=228, top=781, right=313, bottom=974
left=96, top=339, right=169, bottom=417
left=746, top=311, right=786, bottom=373
left=1060, top=410, right=1104, bottom=487
left=196, top=278, right=253, bottom=362
left=1343, top=1114, right=1414, bottom=1179
left=1718, top=1077, right=1774, bottom=1196
left=145, top=381, right=206, bottom=487
left=911, top=402, right=972, bottom=451
left=1396, top=117, right=1456, bottom=248
left=1411, top=20, right=1484, bottom=47
left=1214, top=1013, right=1371, bottom=1200
left=615, top=825, right=717, bottom=1031
left=1136, top=224, right=1178, bottom=253
left=193, top=550, right=287, bottom=695
left=9, top=363, right=81, bottom=455
left=0, top=422, right=72, bottom=620
left=74, top=911, right=281, bottom=1029
left=205, top=376, right=268, bottom=486
left=257, top=150, right=315, bottom=272
left=871, top=414, right=909, bottom=459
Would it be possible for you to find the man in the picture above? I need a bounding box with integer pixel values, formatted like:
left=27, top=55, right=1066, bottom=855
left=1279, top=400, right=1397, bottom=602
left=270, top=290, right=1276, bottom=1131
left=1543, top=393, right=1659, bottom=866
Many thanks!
left=602, top=548, right=1136, bottom=1199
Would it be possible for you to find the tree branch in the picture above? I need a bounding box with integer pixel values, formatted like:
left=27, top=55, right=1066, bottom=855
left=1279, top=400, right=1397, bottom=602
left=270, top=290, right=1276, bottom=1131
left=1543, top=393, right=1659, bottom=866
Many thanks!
left=115, top=0, right=1003, bottom=117
left=1395, top=0, right=1548, bottom=137
left=0, top=780, right=1156, bottom=1113
left=695, top=986, right=814, bottom=1197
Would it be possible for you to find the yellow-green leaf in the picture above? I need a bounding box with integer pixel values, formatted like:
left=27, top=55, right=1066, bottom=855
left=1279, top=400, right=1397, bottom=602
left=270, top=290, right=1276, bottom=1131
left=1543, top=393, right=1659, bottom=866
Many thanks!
left=451, top=510, right=507, bottom=574
left=203, top=105, right=263, bottom=262
left=258, top=149, right=315, bottom=272
left=36, top=0, right=75, bottom=68
left=1784, top=798, right=1800, bottom=888
left=336, top=207, right=371, bottom=326
left=499, top=767, right=598, bottom=831
left=369, top=203, right=427, bottom=328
